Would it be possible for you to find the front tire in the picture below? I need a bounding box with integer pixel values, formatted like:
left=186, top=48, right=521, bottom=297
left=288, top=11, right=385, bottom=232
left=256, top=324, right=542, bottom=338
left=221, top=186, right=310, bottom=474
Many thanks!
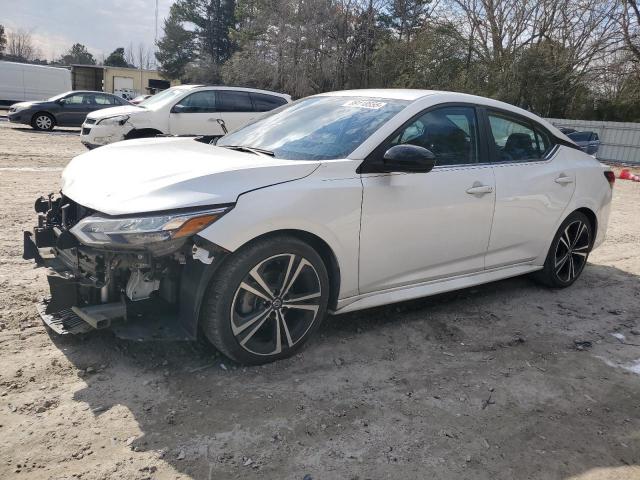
left=534, top=211, right=593, bottom=288
left=200, top=236, right=330, bottom=365
left=31, top=113, right=55, bottom=131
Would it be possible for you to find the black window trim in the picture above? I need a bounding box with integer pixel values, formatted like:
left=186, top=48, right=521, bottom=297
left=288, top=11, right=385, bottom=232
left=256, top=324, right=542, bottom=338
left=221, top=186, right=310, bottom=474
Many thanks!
left=358, top=102, right=489, bottom=174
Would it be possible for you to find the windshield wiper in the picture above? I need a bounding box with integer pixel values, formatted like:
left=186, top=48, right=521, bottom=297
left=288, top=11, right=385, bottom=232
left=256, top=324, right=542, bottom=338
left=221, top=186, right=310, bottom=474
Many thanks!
left=219, top=145, right=275, bottom=157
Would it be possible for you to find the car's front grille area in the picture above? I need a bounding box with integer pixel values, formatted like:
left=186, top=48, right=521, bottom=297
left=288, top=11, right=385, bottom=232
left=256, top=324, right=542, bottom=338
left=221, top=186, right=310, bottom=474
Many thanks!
left=84, top=118, right=96, bottom=125
left=82, top=127, right=91, bottom=136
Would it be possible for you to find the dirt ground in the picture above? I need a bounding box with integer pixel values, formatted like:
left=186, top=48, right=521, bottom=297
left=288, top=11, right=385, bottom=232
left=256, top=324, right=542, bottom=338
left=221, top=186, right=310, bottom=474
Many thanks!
left=0, top=119, right=639, bottom=480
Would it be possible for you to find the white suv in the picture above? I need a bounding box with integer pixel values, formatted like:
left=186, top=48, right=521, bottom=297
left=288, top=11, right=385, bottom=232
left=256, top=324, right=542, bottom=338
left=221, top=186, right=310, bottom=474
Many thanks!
left=80, top=85, right=291, bottom=148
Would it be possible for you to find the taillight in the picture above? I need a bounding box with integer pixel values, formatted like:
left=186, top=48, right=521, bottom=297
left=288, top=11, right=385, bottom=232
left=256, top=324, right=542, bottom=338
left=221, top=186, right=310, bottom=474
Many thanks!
left=604, top=171, right=615, bottom=187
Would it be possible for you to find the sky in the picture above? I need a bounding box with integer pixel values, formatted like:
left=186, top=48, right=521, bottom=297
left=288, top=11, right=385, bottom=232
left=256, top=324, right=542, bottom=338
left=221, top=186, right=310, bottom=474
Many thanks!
left=2, top=0, right=173, bottom=62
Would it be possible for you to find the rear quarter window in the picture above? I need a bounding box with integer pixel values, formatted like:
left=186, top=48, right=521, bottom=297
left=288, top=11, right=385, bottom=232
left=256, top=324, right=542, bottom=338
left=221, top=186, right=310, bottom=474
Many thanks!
left=250, top=93, right=288, bottom=112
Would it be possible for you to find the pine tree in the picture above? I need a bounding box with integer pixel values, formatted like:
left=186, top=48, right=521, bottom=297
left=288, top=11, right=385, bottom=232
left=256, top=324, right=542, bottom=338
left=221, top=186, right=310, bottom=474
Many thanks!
left=58, top=43, right=96, bottom=65
left=104, top=47, right=130, bottom=67
left=155, top=0, right=235, bottom=81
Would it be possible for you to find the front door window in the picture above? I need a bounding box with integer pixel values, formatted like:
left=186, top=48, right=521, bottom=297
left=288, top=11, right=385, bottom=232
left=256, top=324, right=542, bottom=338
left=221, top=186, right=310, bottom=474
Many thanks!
left=389, top=106, right=479, bottom=166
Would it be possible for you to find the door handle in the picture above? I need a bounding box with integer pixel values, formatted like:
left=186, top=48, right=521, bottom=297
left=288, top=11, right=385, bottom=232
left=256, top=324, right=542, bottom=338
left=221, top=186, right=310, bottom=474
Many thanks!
left=466, top=185, right=493, bottom=195
left=555, top=175, right=574, bottom=185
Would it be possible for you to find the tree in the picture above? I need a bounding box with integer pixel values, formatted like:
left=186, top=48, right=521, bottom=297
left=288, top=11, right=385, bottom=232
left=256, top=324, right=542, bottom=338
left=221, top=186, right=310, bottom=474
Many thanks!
left=162, top=0, right=639, bottom=121
left=156, top=0, right=235, bottom=81
left=156, top=12, right=195, bottom=79
left=622, top=0, right=640, bottom=62
left=0, top=25, right=6, bottom=59
left=58, top=43, right=96, bottom=65
left=136, top=43, right=154, bottom=70
left=104, top=47, right=129, bottom=67
left=6, top=29, right=38, bottom=62
left=224, top=0, right=389, bottom=97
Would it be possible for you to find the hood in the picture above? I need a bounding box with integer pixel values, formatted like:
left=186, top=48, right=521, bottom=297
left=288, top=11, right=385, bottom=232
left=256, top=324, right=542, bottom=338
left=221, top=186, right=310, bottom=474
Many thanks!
left=11, top=101, right=39, bottom=110
left=61, top=137, right=320, bottom=216
left=86, top=104, right=145, bottom=120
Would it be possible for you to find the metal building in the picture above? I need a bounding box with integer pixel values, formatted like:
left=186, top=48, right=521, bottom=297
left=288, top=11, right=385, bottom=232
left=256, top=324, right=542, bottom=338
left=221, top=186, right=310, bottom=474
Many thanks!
left=71, top=65, right=178, bottom=100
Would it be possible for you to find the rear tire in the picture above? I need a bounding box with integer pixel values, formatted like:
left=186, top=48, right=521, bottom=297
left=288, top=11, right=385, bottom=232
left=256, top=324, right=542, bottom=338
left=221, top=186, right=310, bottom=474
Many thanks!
left=534, top=211, right=593, bottom=288
left=200, top=235, right=330, bottom=365
left=31, top=112, right=55, bottom=131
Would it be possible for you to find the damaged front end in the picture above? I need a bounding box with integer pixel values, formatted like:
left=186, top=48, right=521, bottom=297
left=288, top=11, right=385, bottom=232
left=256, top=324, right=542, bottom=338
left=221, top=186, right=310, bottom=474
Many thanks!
left=23, top=194, right=230, bottom=340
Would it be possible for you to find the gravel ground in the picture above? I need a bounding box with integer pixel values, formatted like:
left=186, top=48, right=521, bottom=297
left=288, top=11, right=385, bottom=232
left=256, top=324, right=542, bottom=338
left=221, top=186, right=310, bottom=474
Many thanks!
left=0, top=121, right=639, bottom=480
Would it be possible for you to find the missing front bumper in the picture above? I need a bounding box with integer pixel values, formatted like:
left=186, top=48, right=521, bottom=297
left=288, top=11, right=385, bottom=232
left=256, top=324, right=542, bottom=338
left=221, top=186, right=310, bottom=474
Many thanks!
left=24, top=227, right=194, bottom=341
left=23, top=193, right=227, bottom=342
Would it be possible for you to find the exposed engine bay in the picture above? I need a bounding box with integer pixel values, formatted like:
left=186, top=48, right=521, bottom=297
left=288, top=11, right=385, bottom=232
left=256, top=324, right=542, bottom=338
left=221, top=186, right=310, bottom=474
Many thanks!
left=23, top=194, right=227, bottom=340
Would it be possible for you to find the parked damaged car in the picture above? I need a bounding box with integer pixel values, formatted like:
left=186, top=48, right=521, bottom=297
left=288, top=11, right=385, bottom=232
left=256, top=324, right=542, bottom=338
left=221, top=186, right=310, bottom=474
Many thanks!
left=24, top=89, right=614, bottom=365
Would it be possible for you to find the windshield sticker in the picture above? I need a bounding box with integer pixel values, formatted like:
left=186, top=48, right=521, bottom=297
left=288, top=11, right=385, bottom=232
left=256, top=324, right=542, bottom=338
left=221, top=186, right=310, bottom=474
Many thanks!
left=342, top=100, right=387, bottom=109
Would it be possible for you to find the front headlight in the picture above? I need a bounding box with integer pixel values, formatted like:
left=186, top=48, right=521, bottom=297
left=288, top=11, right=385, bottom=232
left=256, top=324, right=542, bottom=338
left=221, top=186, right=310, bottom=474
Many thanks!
left=70, top=207, right=230, bottom=250
left=97, top=114, right=130, bottom=126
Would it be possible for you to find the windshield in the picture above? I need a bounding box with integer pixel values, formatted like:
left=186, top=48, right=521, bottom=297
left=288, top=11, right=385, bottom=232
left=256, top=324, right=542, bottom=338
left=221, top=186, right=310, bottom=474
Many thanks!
left=217, top=96, right=409, bottom=160
left=138, top=87, right=186, bottom=108
left=48, top=91, right=72, bottom=101
left=568, top=132, right=593, bottom=142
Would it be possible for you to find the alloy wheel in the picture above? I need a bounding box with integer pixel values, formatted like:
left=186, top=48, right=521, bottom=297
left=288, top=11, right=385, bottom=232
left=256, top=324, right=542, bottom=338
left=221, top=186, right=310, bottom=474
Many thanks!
left=553, top=220, right=590, bottom=283
left=35, top=115, right=53, bottom=130
left=230, top=253, right=322, bottom=356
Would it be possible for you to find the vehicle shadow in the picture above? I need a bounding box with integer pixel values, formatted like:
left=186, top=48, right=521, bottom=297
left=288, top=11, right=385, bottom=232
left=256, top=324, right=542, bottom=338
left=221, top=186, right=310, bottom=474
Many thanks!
left=48, top=262, right=640, bottom=479
left=10, top=126, right=80, bottom=135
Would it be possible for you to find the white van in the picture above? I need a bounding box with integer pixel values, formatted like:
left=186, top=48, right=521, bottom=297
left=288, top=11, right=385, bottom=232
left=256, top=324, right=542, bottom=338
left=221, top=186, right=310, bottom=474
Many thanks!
left=0, top=61, right=72, bottom=104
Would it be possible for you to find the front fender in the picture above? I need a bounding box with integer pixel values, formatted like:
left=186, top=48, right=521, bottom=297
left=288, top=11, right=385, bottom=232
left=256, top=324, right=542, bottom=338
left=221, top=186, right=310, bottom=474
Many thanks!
left=197, top=164, right=362, bottom=299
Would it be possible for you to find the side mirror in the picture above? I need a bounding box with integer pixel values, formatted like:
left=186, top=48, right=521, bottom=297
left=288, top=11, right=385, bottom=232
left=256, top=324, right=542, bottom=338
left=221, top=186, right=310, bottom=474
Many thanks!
left=57, top=98, right=66, bottom=105
left=381, top=144, right=436, bottom=173
left=171, top=104, right=187, bottom=113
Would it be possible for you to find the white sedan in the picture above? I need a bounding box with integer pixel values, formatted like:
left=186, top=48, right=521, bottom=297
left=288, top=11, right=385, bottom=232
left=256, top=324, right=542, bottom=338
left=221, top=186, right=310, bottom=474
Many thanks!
left=25, top=89, right=613, bottom=365
left=79, top=85, right=291, bottom=148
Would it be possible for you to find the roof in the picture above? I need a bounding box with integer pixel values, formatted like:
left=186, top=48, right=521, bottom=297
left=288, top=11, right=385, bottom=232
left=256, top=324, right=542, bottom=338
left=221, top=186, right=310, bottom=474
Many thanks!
left=179, top=84, right=291, bottom=99
left=0, top=60, right=69, bottom=71
left=70, top=64, right=103, bottom=69
left=316, top=89, right=568, bottom=139
left=55, top=90, right=121, bottom=95
left=320, top=89, right=438, bottom=101
left=71, top=64, right=162, bottom=74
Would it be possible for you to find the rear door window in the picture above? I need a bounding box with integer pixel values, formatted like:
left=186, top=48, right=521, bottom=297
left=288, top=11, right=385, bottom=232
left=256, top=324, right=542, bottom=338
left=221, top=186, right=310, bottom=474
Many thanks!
left=217, top=90, right=253, bottom=112
left=95, top=94, right=117, bottom=105
left=487, top=112, right=553, bottom=162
